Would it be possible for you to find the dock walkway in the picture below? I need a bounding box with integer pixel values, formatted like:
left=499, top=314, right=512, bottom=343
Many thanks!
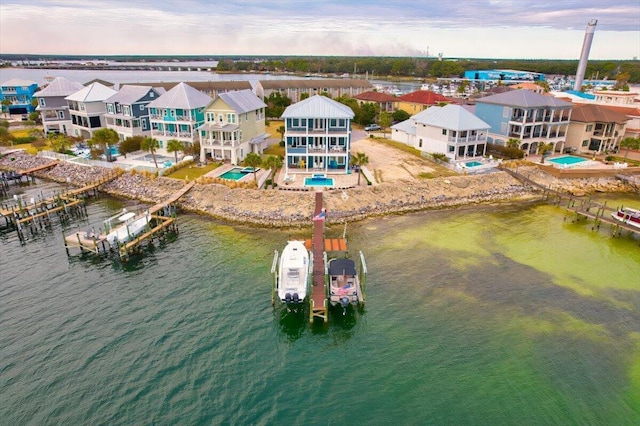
left=311, top=191, right=328, bottom=323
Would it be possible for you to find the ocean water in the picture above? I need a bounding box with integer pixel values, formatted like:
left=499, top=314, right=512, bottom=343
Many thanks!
left=1, top=182, right=640, bottom=425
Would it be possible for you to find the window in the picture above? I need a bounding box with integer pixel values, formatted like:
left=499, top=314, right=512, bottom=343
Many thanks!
left=582, top=140, right=588, bottom=147
left=239, top=130, right=243, bottom=141
left=58, top=111, right=64, bottom=119
left=149, top=92, right=155, bottom=98
left=170, top=109, right=176, bottom=117
left=206, top=112, right=215, bottom=122
left=123, top=106, right=131, bottom=116
left=442, top=129, right=447, bottom=135
left=503, top=106, right=509, bottom=118
left=448, top=145, right=455, bottom=152
left=139, top=104, right=145, bottom=111
left=586, top=124, right=593, bottom=132
left=501, top=122, right=508, bottom=134
left=419, top=139, right=423, bottom=148
left=227, top=113, right=235, bottom=123
left=107, top=104, right=114, bottom=114
left=39, top=98, right=46, bottom=107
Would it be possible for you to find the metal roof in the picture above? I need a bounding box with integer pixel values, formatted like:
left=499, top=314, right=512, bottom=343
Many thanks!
left=65, top=82, right=117, bottom=102
left=34, top=77, right=84, bottom=97
left=390, top=119, right=416, bottom=135
left=105, top=85, right=159, bottom=104
left=147, top=82, right=212, bottom=110
left=281, top=95, right=354, bottom=119
left=476, top=89, right=572, bottom=108
left=218, top=89, right=266, bottom=113
left=413, top=104, right=490, bottom=131
left=1, top=78, right=37, bottom=87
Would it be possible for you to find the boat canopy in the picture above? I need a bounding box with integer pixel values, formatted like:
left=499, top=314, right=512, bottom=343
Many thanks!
left=329, top=258, right=356, bottom=276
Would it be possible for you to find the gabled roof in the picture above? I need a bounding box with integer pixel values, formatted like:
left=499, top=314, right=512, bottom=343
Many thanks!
left=259, top=79, right=373, bottom=90
left=1, top=78, right=37, bottom=87
left=147, top=82, right=212, bottom=110
left=34, top=77, right=84, bottom=97
left=217, top=89, right=267, bottom=113
left=397, top=90, right=450, bottom=105
left=281, top=95, right=354, bottom=119
left=390, top=119, right=416, bottom=135
left=571, top=104, right=630, bottom=124
left=105, top=85, right=159, bottom=104
left=354, top=91, right=397, bottom=102
left=84, top=78, right=114, bottom=87
left=476, top=89, right=571, bottom=108
left=413, top=104, right=490, bottom=131
left=594, top=104, right=640, bottom=117
left=65, top=82, right=117, bottom=102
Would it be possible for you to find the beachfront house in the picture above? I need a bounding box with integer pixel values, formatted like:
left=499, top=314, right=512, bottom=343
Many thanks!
left=104, top=85, right=164, bottom=141
left=33, top=77, right=84, bottom=136
left=199, top=89, right=268, bottom=164
left=395, top=90, right=451, bottom=114
left=281, top=95, right=354, bottom=175
left=0, top=78, right=39, bottom=115
left=65, top=82, right=117, bottom=140
left=565, top=104, right=629, bottom=154
left=254, top=79, right=373, bottom=103
left=391, top=104, right=490, bottom=160
left=147, top=82, right=212, bottom=154
left=353, top=91, right=397, bottom=113
left=474, top=89, right=572, bottom=154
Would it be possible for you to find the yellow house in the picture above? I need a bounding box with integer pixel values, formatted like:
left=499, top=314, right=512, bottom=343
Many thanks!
left=396, top=90, right=451, bottom=114
left=565, top=104, right=629, bottom=154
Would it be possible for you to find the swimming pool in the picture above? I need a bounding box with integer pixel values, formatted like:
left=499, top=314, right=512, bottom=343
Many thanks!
left=465, top=161, right=483, bottom=167
left=304, top=176, right=335, bottom=187
left=547, top=155, right=588, bottom=166
left=220, top=167, right=254, bottom=181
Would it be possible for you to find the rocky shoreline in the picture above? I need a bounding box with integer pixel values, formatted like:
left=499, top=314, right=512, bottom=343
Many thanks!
left=1, top=152, right=635, bottom=228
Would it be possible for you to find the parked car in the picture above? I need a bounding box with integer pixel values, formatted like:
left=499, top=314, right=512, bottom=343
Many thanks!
left=364, top=124, right=381, bottom=131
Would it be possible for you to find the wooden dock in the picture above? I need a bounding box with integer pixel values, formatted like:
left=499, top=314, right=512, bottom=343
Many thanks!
left=310, top=191, right=328, bottom=323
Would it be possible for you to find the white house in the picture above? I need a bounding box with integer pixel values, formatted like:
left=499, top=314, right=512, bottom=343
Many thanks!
left=281, top=95, right=354, bottom=174
left=391, top=104, right=490, bottom=160
left=65, top=82, right=117, bottom=139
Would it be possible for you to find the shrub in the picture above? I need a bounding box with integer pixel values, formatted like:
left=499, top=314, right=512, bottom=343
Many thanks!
left=486, top=143, right=525, bottom=159
left=31, top=139, right=47, bottom=149
left=605, top=155, right=614, bottom=162
left=279, top=141, right=285, bottom=147
left=431, top=152, right=449, bottom=163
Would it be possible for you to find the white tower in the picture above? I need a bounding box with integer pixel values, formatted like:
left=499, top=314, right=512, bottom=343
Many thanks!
left=574, top=19, right=598, bottom=91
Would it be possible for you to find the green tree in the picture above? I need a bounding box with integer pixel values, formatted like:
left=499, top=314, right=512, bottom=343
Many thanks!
left=538, top=142, right=554, bottom=163
left=166, top=139, right=184, bottom=163
left=141, top=137, right=160, bottom=168
left=300, top=93, right=310, bottom=101
left=0, top=126, right=15, bottom=146
left=48, top=133, right=72, bottom=153
left=378, top=111, right=392, bottom=138
left=119, top=135, right=143, bottom=158
left=243, top=152, right=263, bottom=184
left=619, top=137, right=640, bottom=159
left=28, top=111, right=41, bottom=124
left=88, top=128, right=119, bottom=160
left=392, top=110, right=410, bottom=123
left=350, top=152, right=369, bottom=185
left=359, top=103, right=379, bottom=126
left=1, top=99, right=11, bottom=117
left=506, top=138, right=521, bottom=148
left=263, top=155, right=283, bottom=188
left=277, top=125, right=285, bottom=142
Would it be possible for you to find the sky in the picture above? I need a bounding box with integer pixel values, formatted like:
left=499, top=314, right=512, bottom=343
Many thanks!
left=1, top=0, right=639, bottom=59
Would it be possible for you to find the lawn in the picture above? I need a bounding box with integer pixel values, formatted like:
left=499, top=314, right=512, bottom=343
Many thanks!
left=370, top=136, right=458, bottom=177
left=165, top=162, right=220, bottom=180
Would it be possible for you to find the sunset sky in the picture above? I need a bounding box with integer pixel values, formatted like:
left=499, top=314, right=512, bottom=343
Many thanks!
left=1, top=0, right=638, bottom=59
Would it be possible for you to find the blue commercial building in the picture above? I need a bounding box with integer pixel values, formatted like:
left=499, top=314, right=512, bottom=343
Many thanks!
left=463, top=69, right=545, bottom=82
left=0, top=78, right=39, bottom=115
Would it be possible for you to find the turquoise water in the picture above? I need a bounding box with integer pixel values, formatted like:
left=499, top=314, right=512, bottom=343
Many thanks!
left=548, top=155, right=587, bottom=165
left=1, top=181, right=640, bottom=424
left=220, top=167, right=250, bottom=180
left=304, top=176, right=334, bottom=187
left=465, top=161, right=482, bottom=167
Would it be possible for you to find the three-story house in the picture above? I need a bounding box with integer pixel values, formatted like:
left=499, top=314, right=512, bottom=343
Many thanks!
left=65, top=82, right=117, bottom=139
left=104, top=85, right=164, bottom=141
left=33, top=77, right=84, bottom=136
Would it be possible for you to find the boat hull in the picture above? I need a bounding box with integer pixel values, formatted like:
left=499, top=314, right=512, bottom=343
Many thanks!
left=277, top=241, right=309, bottom=304
left=610, top=208, right=640, bottom=230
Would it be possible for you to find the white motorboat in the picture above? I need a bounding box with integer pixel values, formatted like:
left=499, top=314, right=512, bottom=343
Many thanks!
left=105, top=209, right=151, bottom=246
left=277, top=241, right=309, bottom=305
left=610, top=207, right=640, bottom=229
left=328, top=257, right=363, bottom=309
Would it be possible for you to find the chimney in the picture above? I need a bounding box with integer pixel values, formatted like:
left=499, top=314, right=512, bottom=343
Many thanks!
left=574, top=19, right=597, bottom=92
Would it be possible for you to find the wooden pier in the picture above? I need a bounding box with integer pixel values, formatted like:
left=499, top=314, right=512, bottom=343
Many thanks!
left=310, top=191, right=328, bottom=323
left=63, top=181, right=194, bottom=261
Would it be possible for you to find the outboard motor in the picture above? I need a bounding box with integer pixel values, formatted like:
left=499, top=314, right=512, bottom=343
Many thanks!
left=292, top=293, right=299, bottom=304
left=285, top=293, right=292, bottom=303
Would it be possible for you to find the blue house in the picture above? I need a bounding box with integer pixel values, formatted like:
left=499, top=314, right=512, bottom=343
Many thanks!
left=281, top=95, right=355, bottom=175
left=0, top=78, right=39, bottom=115
left=474, top=89, right=572, bottom=154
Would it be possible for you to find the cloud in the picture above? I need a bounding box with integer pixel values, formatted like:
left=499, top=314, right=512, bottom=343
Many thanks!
left=0, top=0, right=638, bottom=58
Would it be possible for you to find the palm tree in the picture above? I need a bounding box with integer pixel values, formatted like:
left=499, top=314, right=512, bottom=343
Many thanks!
left=277, top=125, right=285, bottom=142
left=619, top=137, right=640, bottom=160
left=166, top=139, right=184, bottom=163
left=506, top=138, right=520, bottom=149
left=263, top=155, right=283, bottom=188
left=538, top=142, right=554, bottom=163
left=141, top=137, right=160, bottom=168
left=243, top=152, right=263, bottom=184
left=351, top=151, right=369, bottom=185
